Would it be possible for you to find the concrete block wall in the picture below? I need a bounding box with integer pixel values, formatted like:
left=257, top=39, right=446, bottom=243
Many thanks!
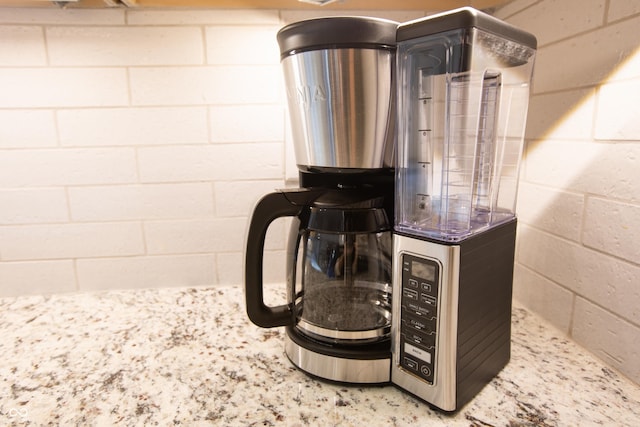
left=495, top=0, right=640, bottom=384
left=0, top=7, right=424, bottom=297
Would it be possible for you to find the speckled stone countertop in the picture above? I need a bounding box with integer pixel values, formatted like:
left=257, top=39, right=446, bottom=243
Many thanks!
left=1, top=286, right=639, bottom=426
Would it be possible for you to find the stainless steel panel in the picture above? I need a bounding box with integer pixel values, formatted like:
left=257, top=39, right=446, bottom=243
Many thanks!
left=282, top=48, right=395, bottom=170
left=390, top=234, right=460, bottom=411
left=285, top=334, right=391, bottom=384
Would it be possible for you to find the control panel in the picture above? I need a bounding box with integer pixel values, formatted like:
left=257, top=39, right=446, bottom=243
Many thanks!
left=399, top=254, right=439, bottom=384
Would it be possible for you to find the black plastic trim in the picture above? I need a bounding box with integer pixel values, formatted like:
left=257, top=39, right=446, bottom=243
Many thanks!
left=245, top=188, right=325, bottom=328
left=454, top=218, right=516, bottom=410
left=281, top=43, right=395, bottom=59
left=298, top=167, right=395, bottom=188
left=308, top=206, right=389, bottom=233
left=277, top=16, right=399, bottom=59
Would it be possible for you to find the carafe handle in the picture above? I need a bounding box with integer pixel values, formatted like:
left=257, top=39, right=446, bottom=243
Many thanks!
left=244, top=188, right=321, bottom=328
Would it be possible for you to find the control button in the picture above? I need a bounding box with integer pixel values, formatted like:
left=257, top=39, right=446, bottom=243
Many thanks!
left=420, top=365, right=432, bottom=377
left=405, top=301, right=421, bottom=313
left=408, top=279, right=419, bottom=288
left=403, top=288, right=419, bottom=301
left=405, top=330, right=436, bottom=349
left=405, top=302, right=434, bottom=319
left=404, top=342, right=432, bottom=364
left=408, top=317, right=427, bottom=332
left=421, top=282, right=432, bottom=293
left=403, top=315, right=434, bottom=334
left=405, top=332, right=423, bottom=346
left=403, top=357, right=418, bottom=371
left=421, top=294, right=437, bottom=306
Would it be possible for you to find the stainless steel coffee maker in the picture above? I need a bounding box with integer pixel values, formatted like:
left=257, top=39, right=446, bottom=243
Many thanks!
left=245, top=8, right=536, bottom=412
left=244, top=16, right=398, bottom=384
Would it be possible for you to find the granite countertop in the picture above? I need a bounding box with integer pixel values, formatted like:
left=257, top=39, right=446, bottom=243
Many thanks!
left=1, top=286, right=639, bottom=426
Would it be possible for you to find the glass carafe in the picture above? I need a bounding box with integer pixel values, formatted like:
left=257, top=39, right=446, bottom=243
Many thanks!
left=245, top=188, right=392, bottom=345
left=289, top=200, right=392, bottom=344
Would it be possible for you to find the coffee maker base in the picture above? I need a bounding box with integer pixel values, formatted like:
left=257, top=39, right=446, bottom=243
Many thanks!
left=284, top=327, right=391, bottom=384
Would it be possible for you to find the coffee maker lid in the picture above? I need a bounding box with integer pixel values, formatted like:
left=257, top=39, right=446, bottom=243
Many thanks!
left=397, top=7, right=537, bottom=49
left=277, top=16, right=399, bottom=59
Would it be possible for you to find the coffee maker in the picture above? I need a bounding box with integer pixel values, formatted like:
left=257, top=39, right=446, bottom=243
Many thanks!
left=245, top=8, right=536, bottom=411
left=391, top=10, right=536, bottom=411
left=245, top=16, right=398, bottom=384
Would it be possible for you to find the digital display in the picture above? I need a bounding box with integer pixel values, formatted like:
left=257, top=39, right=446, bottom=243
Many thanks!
left=412, top=261, right=435, bottom=281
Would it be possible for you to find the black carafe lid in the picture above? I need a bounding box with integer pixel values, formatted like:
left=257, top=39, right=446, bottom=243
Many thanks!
left=307, top=190, right=390, bottom=233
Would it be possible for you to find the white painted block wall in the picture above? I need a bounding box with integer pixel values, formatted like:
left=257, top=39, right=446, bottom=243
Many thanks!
left=0, top=7, right=290, bottom=296
left=0, top=7, right=424, bottom=297
left=495, top=0, right=640, bottom=384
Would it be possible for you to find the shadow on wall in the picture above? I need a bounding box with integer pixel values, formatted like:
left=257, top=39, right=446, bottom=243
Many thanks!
left=514, top=38, right=640, bottom=384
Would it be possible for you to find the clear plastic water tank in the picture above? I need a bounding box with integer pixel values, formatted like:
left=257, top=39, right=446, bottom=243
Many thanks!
left=395, top=8, right=537, bottom=241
